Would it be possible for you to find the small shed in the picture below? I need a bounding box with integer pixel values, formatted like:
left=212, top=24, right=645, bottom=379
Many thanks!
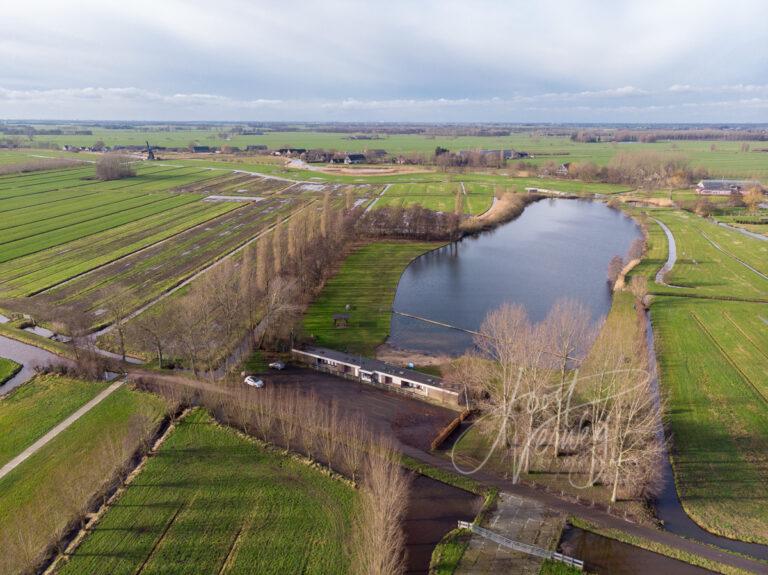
left=332, top=313, right=350, bottom=328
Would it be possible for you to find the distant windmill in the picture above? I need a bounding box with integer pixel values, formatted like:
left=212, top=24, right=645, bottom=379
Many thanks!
left=145, top=141, right=156, bottom=161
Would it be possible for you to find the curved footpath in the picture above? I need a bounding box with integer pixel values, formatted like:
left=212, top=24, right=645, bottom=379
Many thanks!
left=652, top=218, right=681, bottom=287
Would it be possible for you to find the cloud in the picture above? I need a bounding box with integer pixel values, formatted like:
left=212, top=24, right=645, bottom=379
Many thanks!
left=1, top=1, right=767, bottom=121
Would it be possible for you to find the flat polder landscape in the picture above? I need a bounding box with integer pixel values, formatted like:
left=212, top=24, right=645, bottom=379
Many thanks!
left=2, top=2, right=768, bottom=574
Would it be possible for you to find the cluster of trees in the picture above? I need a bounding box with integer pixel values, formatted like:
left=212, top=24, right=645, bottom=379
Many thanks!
left=357, top=204, right=462, bottom=240
left=122, top=194, right=359, bottom=376
left=539, top=153, right=709, bottom=188
left=1, top=410, right=161, bottom=575
left=95, top=155, right=136, bottom=180
left=137, top=376, right=410, bottom=574
left=434, top=149, right=507, bottom=169
left=448, top=295, right=662, bottom=503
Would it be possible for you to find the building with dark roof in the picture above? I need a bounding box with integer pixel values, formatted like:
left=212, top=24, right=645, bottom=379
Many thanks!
left=292, top=346, right=461, bottom=406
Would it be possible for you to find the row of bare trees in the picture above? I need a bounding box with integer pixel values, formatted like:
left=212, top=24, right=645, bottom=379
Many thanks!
left=357, top=204, right=462, bottom=240
left=137, top=376, right=411, bottom=574
left=448, top=295, right=662, bottom=502
left=115, top=194, right=360, bottom=376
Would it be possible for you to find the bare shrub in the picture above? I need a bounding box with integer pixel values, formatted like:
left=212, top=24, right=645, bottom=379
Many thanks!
left=96, top=155, right=136, bottom=180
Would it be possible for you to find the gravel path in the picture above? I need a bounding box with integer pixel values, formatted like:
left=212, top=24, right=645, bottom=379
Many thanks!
left=0, top=379, right=123, bottom=479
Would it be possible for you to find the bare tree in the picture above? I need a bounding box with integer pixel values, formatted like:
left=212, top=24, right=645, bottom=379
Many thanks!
left=353, top=439, right=410, bottom=575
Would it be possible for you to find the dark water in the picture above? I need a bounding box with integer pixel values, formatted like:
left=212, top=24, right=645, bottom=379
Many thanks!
left=389, top=198, right=642, bottom=355
left=559, top=526, right=714, bottom=575
left=405, top=474, right=482, bottom=574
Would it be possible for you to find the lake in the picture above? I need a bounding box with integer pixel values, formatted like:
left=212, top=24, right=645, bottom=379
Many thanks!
left=389, top=198, right=642, bottom=355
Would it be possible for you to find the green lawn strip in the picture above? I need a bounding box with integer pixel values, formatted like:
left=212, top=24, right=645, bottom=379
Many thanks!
left=568, top=517, right=759, bottom=575
left=303, top=241, right=443, bottom=355
left=0, top=186, right=109, bottom=213
left=0, top=190, right=161, bottom=230
left=0, top=375, right=109, bottom=466
left=651, top=297, right=768, bottom=543
left=0, top=385, right=167, bottom=575
left=0, top=201, right=237, bottom=297
left=0, top=194, right=201, bottom=264
left=0, top=357, right=22, bottom=385
left=58, top=409, right=356, bottom=575
left=538, top=559, right=583, bottom=575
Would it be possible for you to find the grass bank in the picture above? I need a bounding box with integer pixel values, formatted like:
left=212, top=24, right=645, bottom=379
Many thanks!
left=303, top=241, right=443, bottom=354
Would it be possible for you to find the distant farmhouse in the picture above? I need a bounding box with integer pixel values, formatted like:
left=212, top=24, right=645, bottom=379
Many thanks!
left=344, top=153, right=366, bottom=164
left=292, top=346, right=461, bottom=406
left=459, top=149, right=529, bottom=160
left=696, top=179, right=763, bottom=196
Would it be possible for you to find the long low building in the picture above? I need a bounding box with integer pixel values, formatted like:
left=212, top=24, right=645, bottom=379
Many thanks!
left=292, top=346, right=462, bottom=406
left=696, top=179, right=763, bottom=196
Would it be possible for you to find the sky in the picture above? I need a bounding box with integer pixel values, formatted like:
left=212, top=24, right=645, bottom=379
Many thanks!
left=2, top=0, right=767, bottom=123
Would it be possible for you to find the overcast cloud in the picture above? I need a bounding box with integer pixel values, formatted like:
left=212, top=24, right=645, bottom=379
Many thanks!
left=2, top=0, right=767, bottom=122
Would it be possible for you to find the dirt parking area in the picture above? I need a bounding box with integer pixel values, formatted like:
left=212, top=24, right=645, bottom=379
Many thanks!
left=265, top=367, right=458, bottom=451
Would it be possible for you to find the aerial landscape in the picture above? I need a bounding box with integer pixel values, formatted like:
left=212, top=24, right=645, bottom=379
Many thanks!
left=2, top=1, right=768, bottom=574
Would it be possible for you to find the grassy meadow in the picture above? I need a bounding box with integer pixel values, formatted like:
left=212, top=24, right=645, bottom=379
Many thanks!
left=0, top=375, right=109, bottom=467
left=0, top=383, right=167, bottom=575
left=58, top=409, right=357, bottom=575
left=14, top=128, right=768, bottom=179
left=637, top=205, right=768, bottom=542
left=303, top=241, right=442, bottom=354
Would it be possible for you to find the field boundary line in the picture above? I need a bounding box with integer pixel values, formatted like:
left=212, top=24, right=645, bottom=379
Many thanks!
left=0, top=379, right=124, bottom=480
left=721, top=311, right=768, bottom=363
left=32, top=202, right=250, bottom=296
left=93, top=198, right=318, bottom=338
left=699, top=230, right=768, bottom=282
left=364, top=183, right=391, bottom=212
left=134, top=500, right=188, bottom=575
left=217, top=520, right=251, bottom=575
left=690, top=312, right=768, bottom=406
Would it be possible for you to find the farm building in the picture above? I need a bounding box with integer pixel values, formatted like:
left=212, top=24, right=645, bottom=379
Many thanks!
left=292, top=346, right=462, bottom=406
left=696, top=179, right=763, bottom=196
left=344, top=153, right=367, bottom=164
left=191, top=146, right=212, bottom=153
left=246, top=144, right=267, bottom=151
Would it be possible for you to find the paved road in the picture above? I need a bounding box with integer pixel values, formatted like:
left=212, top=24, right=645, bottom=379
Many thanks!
left=0, top=380, right=123, bottom=480
left=652, top=218, right=681, bottom=287
left=0, top=334, right=71, bottom=394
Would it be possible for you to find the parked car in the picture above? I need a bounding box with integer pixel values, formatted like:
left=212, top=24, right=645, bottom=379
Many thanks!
left=244, top=376, right=264, bottom=388
left=269, top=361, right=286, bottom=370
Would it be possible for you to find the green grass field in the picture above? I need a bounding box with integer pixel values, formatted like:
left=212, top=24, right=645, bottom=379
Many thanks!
left=0, top=375, right=109, bottom=467
left=0, top=357, right=22, bottom=385
left=13, top=129, right=768, bottom=178
left=643, top=210, right=768, bottom=300
left=0, top=383, right=167, bottom=575
left=303, top=241, right=441, bottom=354
left=651, top=297, right=768, bottom=543
left=635, top=204, right=768, bottom=542
left=58, top=409, right=356, bottom=575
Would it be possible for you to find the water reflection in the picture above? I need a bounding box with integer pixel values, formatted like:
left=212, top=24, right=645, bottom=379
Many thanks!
left=390, top=199, right=641, bottom=355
